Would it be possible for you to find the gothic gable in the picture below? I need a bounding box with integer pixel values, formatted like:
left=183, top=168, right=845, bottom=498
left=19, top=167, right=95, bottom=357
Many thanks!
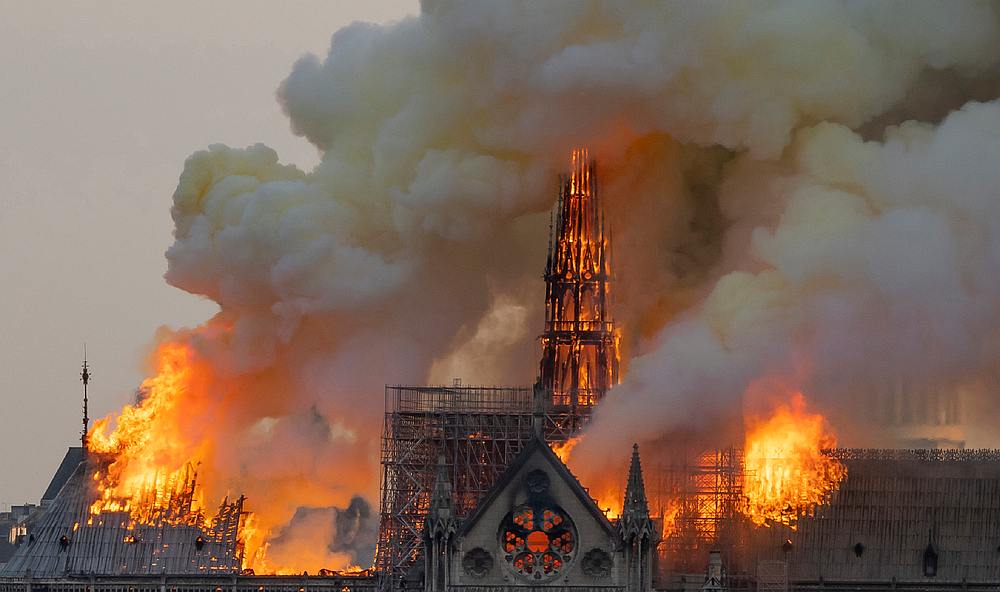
left=448, top=437, right=623, bottom=588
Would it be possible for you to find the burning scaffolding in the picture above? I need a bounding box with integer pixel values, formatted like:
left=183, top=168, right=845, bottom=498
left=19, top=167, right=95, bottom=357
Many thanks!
left=657, top=448, right=746, bottom=575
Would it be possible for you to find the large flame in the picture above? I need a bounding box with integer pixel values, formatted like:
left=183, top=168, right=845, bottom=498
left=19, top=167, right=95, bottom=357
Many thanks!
left=554, top=436, right=623, bottom=518
left=89, top=342, right=203, bottom=495
left=660, top=499, right=681, bottom=540
left=85, top=339, right=376, bottom=574
left=87, top=341, right=265, bottom=566
left=742, top=392, right=846, bottom=528
left=589, top=482, right=624, bottom=519
left=557, top=441, right=623, bottom=521
left=89, top=342, right=204, bottom=518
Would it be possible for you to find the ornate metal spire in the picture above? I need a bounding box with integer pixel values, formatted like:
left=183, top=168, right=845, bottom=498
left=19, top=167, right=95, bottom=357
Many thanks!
left=80, top=346, right=90, bottom=452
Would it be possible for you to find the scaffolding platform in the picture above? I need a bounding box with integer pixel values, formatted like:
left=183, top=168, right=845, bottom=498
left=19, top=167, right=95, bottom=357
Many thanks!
left=375, top=385, right=584, bottom=587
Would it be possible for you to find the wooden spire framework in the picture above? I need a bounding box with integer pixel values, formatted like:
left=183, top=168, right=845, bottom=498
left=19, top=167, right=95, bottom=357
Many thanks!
left=539, top=149, right=620, bottom=426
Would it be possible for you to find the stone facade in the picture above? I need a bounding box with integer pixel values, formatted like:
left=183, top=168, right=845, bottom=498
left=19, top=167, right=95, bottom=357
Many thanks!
left=424, top=436, right=655, bottom=592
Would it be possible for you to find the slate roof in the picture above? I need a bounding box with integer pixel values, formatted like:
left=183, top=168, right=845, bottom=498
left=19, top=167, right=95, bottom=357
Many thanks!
left=41, top=447, right=84, bottom=504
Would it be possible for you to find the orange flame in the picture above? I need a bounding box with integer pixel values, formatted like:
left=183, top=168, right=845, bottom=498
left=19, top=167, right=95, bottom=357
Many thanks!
left=554, top=436, right=623, bottom=518
left=660, top=498, right=681, bottom=540
left=85, top=338, right=374, bottom=574
left=86, top=341, right=266, bottom=566
left=742, top=392, right=846, bottom=528
left=89, top=342, right=202, bottom=516
left=589, top=482, right=623, bottom=520
left=89, top=341, right=192, bottom=457
left=552, top=437, right=579, bottom=464
left=88, top=343, right=211, bottom=518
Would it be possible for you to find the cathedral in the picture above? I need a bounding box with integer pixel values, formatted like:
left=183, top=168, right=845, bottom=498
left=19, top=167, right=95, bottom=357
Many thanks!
left=422, top=427, right=657, bottom=592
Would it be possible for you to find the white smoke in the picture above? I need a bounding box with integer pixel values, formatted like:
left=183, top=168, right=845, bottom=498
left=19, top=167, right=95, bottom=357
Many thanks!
left=138, top=0, right=1000, bottom=569
left=580, top=104, right=1000, bottom=464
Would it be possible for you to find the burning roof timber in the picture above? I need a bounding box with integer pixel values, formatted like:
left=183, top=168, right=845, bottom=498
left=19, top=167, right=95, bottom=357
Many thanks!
left=0, top=451, right=245, bottom=577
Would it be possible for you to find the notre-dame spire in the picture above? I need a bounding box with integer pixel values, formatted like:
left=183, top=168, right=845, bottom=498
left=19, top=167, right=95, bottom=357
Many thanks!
left=539, top=149, right=620, bottom=426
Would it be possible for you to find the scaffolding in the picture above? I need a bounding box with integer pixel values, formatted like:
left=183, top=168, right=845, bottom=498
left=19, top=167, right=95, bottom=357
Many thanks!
left=657, top=447, right=747, bottom=578
left=374, top=385, right=583, bottom=587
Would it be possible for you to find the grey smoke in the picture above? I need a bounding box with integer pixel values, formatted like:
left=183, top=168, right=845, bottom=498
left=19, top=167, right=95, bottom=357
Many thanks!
left=266, top=497, right=377, bottom=570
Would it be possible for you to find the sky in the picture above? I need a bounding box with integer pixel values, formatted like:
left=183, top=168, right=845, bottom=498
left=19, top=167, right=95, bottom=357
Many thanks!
left=0, top=0, right=418, bottom=506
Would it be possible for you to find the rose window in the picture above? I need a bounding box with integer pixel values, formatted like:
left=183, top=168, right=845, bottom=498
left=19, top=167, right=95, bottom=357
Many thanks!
left=499, top=504, right=576, bottom=581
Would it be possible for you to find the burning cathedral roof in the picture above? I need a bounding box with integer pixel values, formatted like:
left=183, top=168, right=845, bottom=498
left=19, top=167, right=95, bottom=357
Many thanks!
left=0, top=451, right=245, bottom=577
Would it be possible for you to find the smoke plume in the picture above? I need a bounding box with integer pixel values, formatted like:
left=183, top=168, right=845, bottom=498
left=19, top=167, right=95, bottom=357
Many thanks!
left=265, top=497, right=376, bottom=573
left=93, top=0, right=1000, bottom=570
